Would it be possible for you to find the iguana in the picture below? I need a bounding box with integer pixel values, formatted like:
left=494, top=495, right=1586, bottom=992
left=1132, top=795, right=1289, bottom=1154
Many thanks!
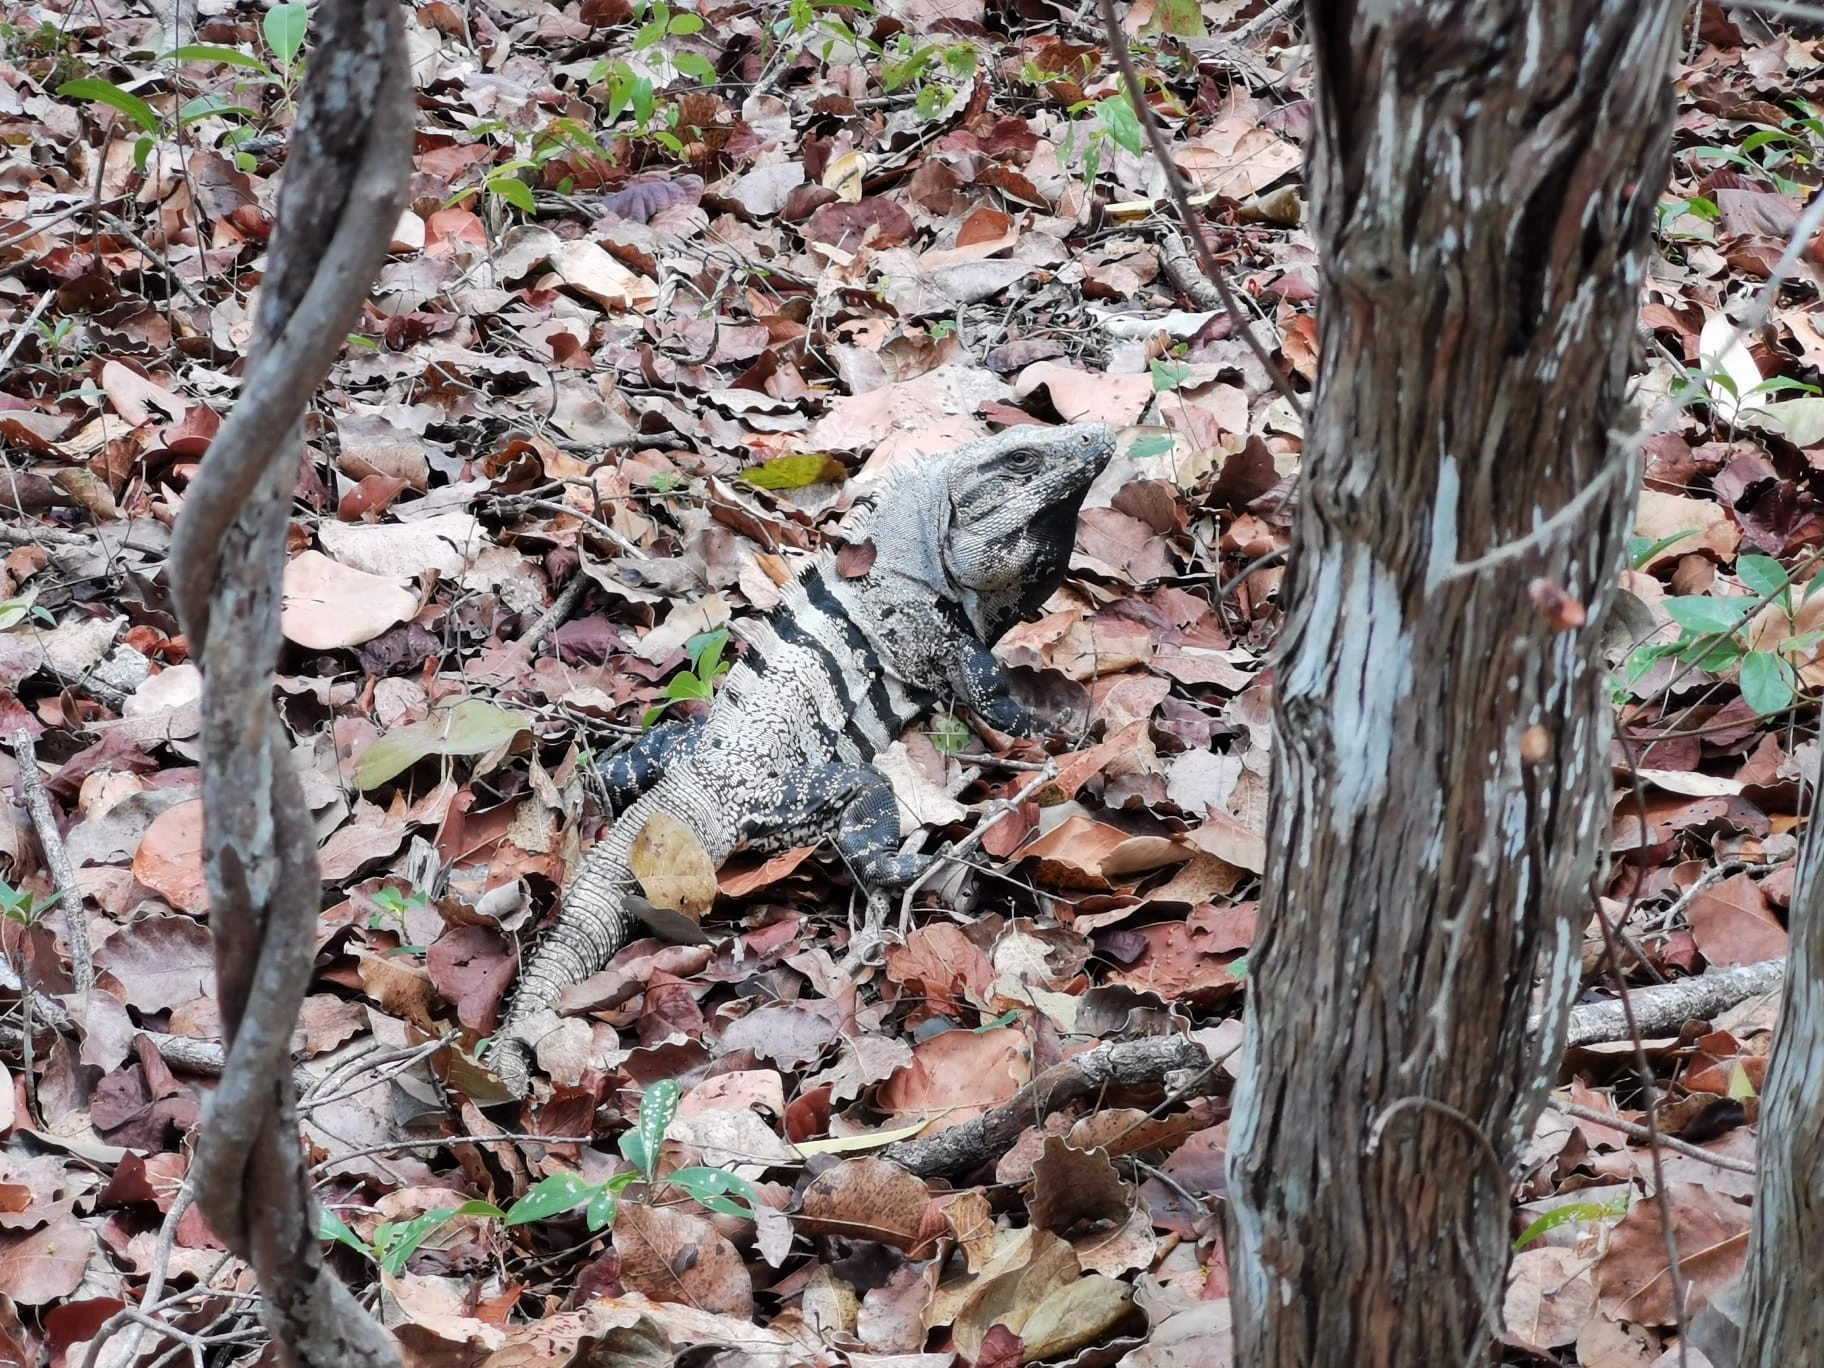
left=492, top=422, right=1115, bottom=1094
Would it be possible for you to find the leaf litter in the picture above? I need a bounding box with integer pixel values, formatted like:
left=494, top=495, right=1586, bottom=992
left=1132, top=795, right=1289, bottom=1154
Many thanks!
left=0, top=0, right=1813, bottom=1363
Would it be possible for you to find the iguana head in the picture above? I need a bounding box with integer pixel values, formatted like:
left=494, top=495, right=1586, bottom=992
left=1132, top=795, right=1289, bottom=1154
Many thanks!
left=869, top=422, right=1114, bottom=641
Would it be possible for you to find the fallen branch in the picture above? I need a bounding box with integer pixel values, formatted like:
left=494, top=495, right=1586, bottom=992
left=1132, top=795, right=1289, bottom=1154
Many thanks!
left=882, top=1034, right=1213, bottom=1177
left=11, top=729, right=92, bottom=993
left=1553, top=959, right=1785, bottom=1047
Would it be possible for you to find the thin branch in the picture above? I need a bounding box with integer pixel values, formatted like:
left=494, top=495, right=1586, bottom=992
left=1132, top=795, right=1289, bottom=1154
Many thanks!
left=1549, top=1100, right=1757, bottom=1175
left=882, top=1034, right=1212, bottom=1176
left=1095, top=0, right=1308, bottom=418
left=11, top=730, right=91, bottom=993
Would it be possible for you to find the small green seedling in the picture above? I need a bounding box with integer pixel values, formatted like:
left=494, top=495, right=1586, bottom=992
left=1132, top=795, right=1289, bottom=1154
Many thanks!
left=1513, top=1195, right=1629, bottom=1252
left=319, top=1199, right=506, bottom=1276
left=0, top=878, right=59, bottom=927
left=502, top=1077, right=762, bottom=1234
left=643, top=628, right=732, bottom=728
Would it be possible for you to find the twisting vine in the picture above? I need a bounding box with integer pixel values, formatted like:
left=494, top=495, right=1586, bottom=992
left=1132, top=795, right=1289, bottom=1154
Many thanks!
left=163, top=0, right=412, bottom=1360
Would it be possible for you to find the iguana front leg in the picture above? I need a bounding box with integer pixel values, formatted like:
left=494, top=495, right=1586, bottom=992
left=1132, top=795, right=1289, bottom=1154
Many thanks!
left=603, top=718, right=700, bottom=810
left=945, top=635, right=1041, bottom=740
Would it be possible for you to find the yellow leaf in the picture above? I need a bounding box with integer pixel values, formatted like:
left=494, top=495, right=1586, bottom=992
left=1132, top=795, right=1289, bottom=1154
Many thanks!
left=628, top=811, right=717, bottom=921
left=788, top=1117, right=935, bottom=1158
left=822, top=151, right=870, bottom=203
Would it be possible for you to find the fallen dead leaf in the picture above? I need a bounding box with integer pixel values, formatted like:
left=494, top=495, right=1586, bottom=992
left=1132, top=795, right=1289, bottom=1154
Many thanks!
left=130, top=798, right=207, bottom=914
left=1594, top=1184, right=1749, bottom=1327
left=877, top=1026, right=1032, bottom=1132
left=613, top=1202, right=753, bottom=1318
left=281, top=550, right=419, bottom=650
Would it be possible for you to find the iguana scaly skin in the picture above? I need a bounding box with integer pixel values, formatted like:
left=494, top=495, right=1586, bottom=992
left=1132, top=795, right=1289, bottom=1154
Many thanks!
left=493, top=423, right=1114, bottom=1094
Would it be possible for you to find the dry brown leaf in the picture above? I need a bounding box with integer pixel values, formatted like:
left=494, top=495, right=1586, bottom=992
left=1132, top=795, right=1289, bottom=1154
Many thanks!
left=1594, top=1184, right=1749, bottom=1326
left=1685, top=872, right=1788, bottom=966
left=877, top=1026, right=1032, bottom=1132
left=1018, top=817, right=1190, bottom=890
left=1502, top=1246, right=1596, bottom=1351
left=1026, top=1137, right=1132, bottom=1238
left=357, top=954, right=439, bottom=1034
left=798, top=1156, right=932, bottom=1250
left=95, top=916, right=214, bottom=1013
left=130, top=798, right=207, bottom=914
left=1632, top=490, right=1741, bottom=568
left=613, top=1202, right=753, bottom=1318
left=885, top=923, right=997, bottom=1017
left=0, top=1211, right=94, bottom=1304
left=281, top=550, right=418, bottom=650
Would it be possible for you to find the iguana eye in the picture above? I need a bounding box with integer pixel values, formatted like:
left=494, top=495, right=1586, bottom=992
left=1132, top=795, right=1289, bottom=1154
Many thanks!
left=1005, top=449, right=1041, bottom=474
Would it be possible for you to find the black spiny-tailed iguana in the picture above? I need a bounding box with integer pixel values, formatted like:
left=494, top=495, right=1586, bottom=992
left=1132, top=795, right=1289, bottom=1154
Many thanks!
left=492, top=423, right=1115, bottom=1094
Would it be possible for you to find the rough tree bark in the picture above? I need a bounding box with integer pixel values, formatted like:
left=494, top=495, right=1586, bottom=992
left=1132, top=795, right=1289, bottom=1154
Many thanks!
left=1737, top=835, right=1824, bottom=1360
left=164, top=0, right=411, bottom=1361
left=1224, top=4, right=1680, bottom=1364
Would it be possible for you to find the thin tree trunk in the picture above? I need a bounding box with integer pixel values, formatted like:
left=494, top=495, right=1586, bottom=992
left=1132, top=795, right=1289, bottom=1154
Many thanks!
left=1225, top=4, right=1680, bottom=1364
left=165, top=0, right=412, bottom=1361
left=1737, top=818, right=1824, bottom=1362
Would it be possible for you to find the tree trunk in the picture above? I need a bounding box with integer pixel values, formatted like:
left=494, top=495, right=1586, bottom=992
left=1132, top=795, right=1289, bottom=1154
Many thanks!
left=1224, top=4, right=1680, bottom=1364
left=1737, top=825, right=1824, bottom=1361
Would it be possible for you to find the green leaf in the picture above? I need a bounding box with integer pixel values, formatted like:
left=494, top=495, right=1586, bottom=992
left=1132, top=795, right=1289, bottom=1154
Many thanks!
left=1662, top=596, right=1748, bottom=636
left=1684, top=635, right=1744, bottom=674
left=739, top=452, right=848, bottom=489
left=668, top=12, right=704, bottom=33
left=1514, top=1199, right=1625, bottom=1252
left=664, top=1166, right=760, bottom=1217
left=1627, top=528, right=1700, bottom=569
left=623, top=1079, right=681, bottom=1181
left=374, top=1204, right=495, bottom=1276
left=132, top=136, right=155, bottom=174
left=1097, top=94, right=1144, bottom=157
left=673, top=51, right=716, bottom=82
left=1741, top=650, right=1797, bottom=716
left=1126, top=434, right=1174, bottom=460
left=57, top=78, right=161, bottom=134
left=1737, top=555, right=1791, bottom=599
left=688, top=628, right=727, bottom=677
left=156, top=43, right=277, bottom=74
left=318, top=1208, right=370, bottom=1256
left=663, top=673, right=713, bottom=702
left=929, top=712, right=970, bottom=755
left=178, top=95, right=260, bottom=126
left=506, top=1172, right=596, bottom=1226
left=486, top=174, right=537, bottom=214
left=585, top=1186, right=618, bottom=1231
left=1149, top=358, right=1192, bottom=392
left=264, top=3, right=310, bottom=70
left=354, top=699, right=530, bottom=789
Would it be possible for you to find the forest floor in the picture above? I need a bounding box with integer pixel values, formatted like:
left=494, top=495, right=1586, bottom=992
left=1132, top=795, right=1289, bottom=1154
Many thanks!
left=0, top=0, right=1815, bottom=1364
